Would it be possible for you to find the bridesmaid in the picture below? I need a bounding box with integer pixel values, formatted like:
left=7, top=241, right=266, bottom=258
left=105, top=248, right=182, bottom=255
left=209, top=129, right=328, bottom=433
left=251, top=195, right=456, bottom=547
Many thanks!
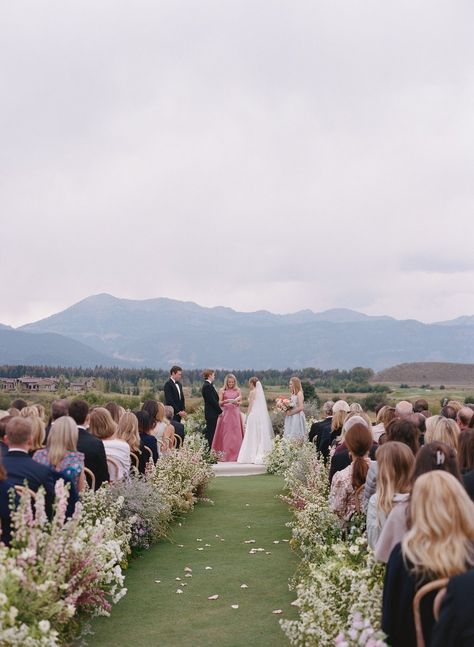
left=212, top=373, right=244, bottom=461
left=283, top=376, right=307, bottom=441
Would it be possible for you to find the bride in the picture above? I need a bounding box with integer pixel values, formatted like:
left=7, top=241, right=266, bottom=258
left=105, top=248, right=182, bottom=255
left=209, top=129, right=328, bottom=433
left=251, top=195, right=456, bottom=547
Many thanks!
left=237, top=377, right=274, bottom=464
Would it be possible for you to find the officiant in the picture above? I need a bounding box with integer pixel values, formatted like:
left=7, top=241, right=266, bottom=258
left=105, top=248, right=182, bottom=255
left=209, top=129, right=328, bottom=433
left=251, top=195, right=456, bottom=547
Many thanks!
left=201, top=369, right=222, bottom=447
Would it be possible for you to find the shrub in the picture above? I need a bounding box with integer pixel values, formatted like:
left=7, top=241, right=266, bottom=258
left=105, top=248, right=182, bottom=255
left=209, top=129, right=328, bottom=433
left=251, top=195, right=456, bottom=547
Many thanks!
left=361, top=393, right=388, bottom=412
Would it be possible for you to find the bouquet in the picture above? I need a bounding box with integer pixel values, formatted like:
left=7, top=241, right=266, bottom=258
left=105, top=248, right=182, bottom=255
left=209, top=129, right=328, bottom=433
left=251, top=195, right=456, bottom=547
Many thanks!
left=275, top=396, right=294, bottom=413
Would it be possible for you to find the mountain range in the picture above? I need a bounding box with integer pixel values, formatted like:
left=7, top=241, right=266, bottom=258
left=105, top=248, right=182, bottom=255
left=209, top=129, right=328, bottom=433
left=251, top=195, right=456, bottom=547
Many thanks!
left=0, top=293, right=472, bottom=370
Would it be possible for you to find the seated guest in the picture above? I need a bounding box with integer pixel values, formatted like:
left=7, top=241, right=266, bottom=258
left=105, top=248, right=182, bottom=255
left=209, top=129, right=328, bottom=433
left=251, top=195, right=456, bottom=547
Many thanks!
left=329, top=413, right=377, bottom=483
left=364, top=419, right=420, bottom=507
left=329, top=423, right=373, bottom=522
left=68, top=399, right=109, bottom=489
left=151, top=402, right=175, bottom=452
left=371, top=406, right=396, bottom=443
left=425, top=415, right=460, bottom=451
left=134, top=410, right=159, bottom=473
left=21, top=406, right=46, bottom=454
left=45, top=399, right=69, bottom=440
left=11, top=399, right=27, bottom=411
left=431, top=569, right=474, bottom=647
left=440, top=405, right=457, bottom=420
left=116, top=412, right=141, bottom=457
left=0, top=415, right=13, bottom=457
left=457, top=407, right=473, bottom=432
left=89, top=408, right=130, bottom=481
left=326, top=400, right=350, bottom=450
left=0, top=457, right=17, bottom=545
left=33, top=416, right=85, bottom=491
left=413, top=398, right=429, bottom=414
left=308, top=400, right=333, bottom=454
left=164, top=405, right=185, bottom=443
left=395, top=400, right=413, bottom=419
left=382, top=471, right=474, bottom=647
left=367, top=442, right=414, bottom=549
left=375, top=441, right=462, bottom=563
left=458, top=429, right=474, bottom=474
left=349, top=402, right=363, bottom=414
left=105, top=401, right=121, bottom=424
left=3, top=417, right=58, bottom=516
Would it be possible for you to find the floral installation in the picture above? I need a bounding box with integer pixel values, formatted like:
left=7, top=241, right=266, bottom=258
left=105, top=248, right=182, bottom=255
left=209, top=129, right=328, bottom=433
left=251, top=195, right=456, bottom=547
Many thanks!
left=264, top=436, right=307, bottom=475
left=277, top=442, right=387, bottom=646
left=0, top=434, right=214, bottom=644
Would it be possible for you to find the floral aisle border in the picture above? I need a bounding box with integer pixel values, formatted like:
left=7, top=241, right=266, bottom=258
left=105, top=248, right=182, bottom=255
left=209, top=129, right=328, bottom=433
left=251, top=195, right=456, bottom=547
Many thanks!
left=265, top=438, right=387, bottom=647
left=0, top=433, right=214, bottom=646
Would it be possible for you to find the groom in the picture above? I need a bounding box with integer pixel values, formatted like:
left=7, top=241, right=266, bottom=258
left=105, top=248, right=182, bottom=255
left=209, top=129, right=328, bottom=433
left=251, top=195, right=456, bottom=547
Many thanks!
left=164, top=366, right=186, bottom=423
left=201, top=369, right=222, bottom=448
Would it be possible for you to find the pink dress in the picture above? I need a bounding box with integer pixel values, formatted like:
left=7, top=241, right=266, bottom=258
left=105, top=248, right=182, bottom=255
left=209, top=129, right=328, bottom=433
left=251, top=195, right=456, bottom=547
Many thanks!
left=212, top=388, right=244, bottom=461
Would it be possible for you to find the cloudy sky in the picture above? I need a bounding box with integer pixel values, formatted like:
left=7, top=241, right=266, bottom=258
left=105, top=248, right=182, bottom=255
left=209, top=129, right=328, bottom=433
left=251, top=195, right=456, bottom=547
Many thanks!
left=2, top=0, right=474, bottom=327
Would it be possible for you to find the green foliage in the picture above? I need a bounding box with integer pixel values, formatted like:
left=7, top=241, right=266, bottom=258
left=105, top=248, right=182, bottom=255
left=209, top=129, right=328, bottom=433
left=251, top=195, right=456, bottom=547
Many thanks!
left=0, top=394, right=11, bottom=410
left=465, top=394, right=474, bottom=404
left=301, top=381, right=315, bottom=401
left=361, top=393, right=389, bottom=412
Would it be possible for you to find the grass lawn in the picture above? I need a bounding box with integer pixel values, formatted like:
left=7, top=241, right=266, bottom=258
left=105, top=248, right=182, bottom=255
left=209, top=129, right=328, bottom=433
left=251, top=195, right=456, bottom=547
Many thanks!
left=90, top=475, right=298, bottom=647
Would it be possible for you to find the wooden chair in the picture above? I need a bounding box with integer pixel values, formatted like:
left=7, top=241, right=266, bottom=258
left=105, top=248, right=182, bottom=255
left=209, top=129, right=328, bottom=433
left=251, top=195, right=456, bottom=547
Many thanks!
left=173, top=433, right=182, bottom=449
left=14, top=485, right=36, bottom=499
left=143, top=445, right=154, bottom=462
left=413, top=578, right=449, bottom=647
left=84, top=467, right=96, bottom=490
left=130, top=452, right=140, bottom=469
left=106, top=457, right=121, bottom=483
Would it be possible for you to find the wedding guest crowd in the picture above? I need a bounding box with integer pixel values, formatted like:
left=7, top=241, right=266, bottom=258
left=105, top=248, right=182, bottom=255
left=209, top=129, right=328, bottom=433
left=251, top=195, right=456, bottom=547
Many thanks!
left=320, top=395, right=474, bottom=647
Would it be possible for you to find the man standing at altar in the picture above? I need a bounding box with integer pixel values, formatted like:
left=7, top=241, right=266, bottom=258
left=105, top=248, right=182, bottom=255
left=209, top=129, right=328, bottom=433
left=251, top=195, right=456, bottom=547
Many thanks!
left=201, top=369, right=222, bottom=448
left=164, top=366, right=186, bottom=423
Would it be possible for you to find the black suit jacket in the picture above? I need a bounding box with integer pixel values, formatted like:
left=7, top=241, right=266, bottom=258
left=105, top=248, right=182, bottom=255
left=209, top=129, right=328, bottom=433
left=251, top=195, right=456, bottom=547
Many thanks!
left=309, top=417, right=332, bottom=447
left=0, top=479, right=18, bottom=545
left=463, top=469, right=474, bottom=500
left=139, top=433, right=159, bottom=473
left=77, top=427, right=110, bottom=489
left=164, top=378, right=185, bottom=421
left=431, top=569, right=474, bottom=647
left=202, top=381, right=222, bottom=421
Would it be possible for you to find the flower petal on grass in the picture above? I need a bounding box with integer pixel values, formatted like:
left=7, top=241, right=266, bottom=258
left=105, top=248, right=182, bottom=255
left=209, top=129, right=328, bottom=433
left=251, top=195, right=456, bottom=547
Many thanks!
left=176, top=577, right=181, bottom=581
left=208, top=594, right=219, bottom=600
left=231, top=604, right=239, bottom=609
left=205, top=566, right=213, bottom=570
left=197, top=547, right=204, bottom=551
left=196, top=538, right=203, bottom=542
left=272, top=609, right=283, bottom=614
left=205, top=543, right=211, bottom=547
left=184, top=567, right=192, bottom=573
left=185, top=573, right=192, bottom=578
left=154, top=580, right=161, bottom=583
left=273, top=541, right=280, bottom=544
left=240, top=584, right=248, bottom=589
left=176, top=589, right=184, bottom=594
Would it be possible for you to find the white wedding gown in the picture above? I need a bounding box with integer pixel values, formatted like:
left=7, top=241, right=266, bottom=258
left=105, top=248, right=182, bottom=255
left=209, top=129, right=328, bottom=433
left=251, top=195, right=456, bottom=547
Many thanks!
left=237, top=382, right=274, bottom=464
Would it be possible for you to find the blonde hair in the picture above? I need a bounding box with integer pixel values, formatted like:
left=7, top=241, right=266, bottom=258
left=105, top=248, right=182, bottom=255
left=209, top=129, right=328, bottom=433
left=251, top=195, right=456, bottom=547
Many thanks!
left=402, top=471, right=474, bottom=578
left=224, top=374, right=238, bottom=389
left=34, top=404, right=46, bottom=421
left=21, top=406, right=45, bottom=451
left=47, top=416, right=78, bottom=469
left=289, top=377, right=302, bottom=395
left=376, top=442, right=414, bottom=518
left=339, top=413, right=371, bottom=443
left=447, top=400, right=462, bottom=413
left=332, top=409, right=348, bottom=433
left=89, top=407, right=117, bottom=440
left=156, top=401, right=165, bottom=423
left=116, top=412, right=140, bottom=453
left=425, top=415, right=460, bottom=451
left=349, top=403, right=363, bottom=414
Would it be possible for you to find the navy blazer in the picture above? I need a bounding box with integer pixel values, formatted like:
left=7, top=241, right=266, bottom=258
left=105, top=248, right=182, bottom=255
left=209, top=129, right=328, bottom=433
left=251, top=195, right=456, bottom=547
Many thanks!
left=3, top=450, right=78, bottom=517
left=77, top=427, right=110, bottom=489
left=0, top=441, right=8, bottom=458
left=431, top=569, right=474, bottom=647
left=0, top=479, right=17, bottom=545
left=139, top=433, right=159, bottom=473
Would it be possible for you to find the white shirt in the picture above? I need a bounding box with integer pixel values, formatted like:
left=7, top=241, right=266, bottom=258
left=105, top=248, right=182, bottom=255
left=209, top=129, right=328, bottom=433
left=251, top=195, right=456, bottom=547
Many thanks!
left=172, top=378, right=181, bottom=399
left=103, top=439, right=131, bottom=480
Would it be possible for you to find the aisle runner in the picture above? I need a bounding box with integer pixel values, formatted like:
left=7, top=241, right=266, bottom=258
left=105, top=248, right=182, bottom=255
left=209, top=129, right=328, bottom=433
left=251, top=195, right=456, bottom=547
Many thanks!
left=91, top=475, right=298, bottom=647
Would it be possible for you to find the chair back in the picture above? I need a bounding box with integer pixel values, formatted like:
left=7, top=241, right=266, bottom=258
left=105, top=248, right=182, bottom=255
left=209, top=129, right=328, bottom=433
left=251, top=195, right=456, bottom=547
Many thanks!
left=84, top=467, right=96, bottom=490
left=143, top=445, right=153, bottom=461
left=173, top=433, right=182, bottom=449
left=130, top=452, right=140, bottom=469
left=413, top=578, right=449, bottom=647
left=106, top=456, right=121, bottom=482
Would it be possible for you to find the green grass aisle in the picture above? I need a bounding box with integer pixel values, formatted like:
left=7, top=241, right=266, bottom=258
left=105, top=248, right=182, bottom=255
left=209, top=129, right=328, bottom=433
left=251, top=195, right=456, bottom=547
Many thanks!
left=91, top=475, right=297, bottom=647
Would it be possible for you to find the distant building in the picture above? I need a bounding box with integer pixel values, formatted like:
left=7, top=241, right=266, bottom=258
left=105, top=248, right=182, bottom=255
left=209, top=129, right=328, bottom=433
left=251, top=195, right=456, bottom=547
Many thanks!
left=69, top=378, right=95, bottom=393
left=0, top=378, right=17, bottom=391
left=17, top=377, right=59, bottom=392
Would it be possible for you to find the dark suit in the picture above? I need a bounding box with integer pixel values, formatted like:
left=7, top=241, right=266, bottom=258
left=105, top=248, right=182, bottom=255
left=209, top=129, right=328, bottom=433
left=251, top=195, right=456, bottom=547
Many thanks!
left=202, top=380, right=222, bottom=447
left=0, top=441, right=8, bottom=458
left=431, top=569, right=474, bottom=647
left=164, top=378, right=185, bottom=422
left=170, top=420, right=185, bottom=443
left=309, top=417, right=332, bottom=451
left=77, top=426, right=109, bottom=489
left=463, top=469, right=474, bottom=500
left=3, top=450, right=59, bottom=517
left=139, top=433, right=159, bottom=474
left=0, top=479, right=18, bottom=545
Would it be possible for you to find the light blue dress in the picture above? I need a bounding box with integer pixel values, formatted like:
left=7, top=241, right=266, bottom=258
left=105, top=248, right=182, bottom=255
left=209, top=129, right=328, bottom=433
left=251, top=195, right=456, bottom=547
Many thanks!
left=283, top=395, right=307, bottom=441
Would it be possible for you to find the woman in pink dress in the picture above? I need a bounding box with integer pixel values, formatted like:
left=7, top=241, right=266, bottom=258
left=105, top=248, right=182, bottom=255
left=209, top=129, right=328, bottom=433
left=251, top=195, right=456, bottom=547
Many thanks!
left=212, top=374, right=244, bottom=461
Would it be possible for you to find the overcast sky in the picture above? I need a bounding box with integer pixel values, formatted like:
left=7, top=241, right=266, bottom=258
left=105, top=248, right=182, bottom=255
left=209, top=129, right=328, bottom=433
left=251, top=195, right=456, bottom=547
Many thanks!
left=1, top=0, right=474, bottom=327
